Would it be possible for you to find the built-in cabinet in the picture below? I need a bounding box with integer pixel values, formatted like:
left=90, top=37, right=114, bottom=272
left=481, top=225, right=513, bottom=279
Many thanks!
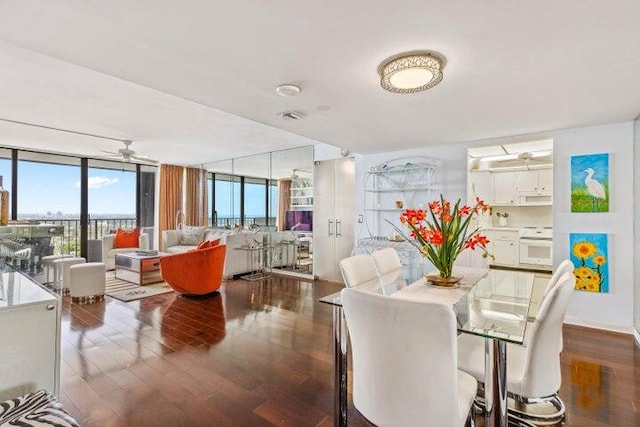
left=493, top=172, right=517, bottom=205
left=470, top=166, right=553, bottom=206
left=0, top=271, right=61, bottom=401
left=314, top=158, right=355, bottom=282
left=485, top=228, right=520, bottom=267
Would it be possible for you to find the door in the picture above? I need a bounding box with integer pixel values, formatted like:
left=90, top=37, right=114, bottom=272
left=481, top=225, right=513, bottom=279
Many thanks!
left=313, top=158, right=355, bottom=282
left=313, top=160, right=336, bottom=281
left=333, top=158, right=355, bottom=280
left=494, top=239, right=518, bottom=266
left=493, top=172, right=516, bottom=205
left=515, top=170, right=538, bottom=193
left=537, top=168, right=553, bottom=194
left=0, top=298, right=59, bottom=400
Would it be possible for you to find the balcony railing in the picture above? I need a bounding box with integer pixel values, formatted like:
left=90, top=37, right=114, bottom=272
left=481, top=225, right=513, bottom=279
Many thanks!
left=208, top=216, right=276, bottom=229
left=26, top=217, right=137, bottom=255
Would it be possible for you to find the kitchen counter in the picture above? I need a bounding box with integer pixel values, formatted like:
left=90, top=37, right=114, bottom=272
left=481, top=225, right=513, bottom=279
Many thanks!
left=481, top=226, right=520, bottom=232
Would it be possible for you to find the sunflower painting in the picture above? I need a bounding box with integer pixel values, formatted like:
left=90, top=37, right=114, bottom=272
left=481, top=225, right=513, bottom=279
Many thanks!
left=569, top=233, right=608, bottom=293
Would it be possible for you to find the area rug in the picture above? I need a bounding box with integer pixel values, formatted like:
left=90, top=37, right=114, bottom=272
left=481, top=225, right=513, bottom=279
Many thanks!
left=105, top=273, right=174, bottom=302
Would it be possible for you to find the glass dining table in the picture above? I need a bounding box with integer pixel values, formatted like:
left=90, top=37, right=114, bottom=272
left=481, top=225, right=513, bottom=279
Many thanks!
left=319, top=266, right=535, bottom=427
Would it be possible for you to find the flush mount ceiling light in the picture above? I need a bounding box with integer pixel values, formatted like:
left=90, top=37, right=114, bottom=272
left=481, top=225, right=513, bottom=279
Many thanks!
left=378, top=51, right=445, bottom=94
left=275, top=84, right=301, bottom=97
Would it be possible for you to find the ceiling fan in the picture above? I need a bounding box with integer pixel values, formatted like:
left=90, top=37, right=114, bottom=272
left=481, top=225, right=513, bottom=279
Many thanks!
left=101, top=140, right=158, bottom=164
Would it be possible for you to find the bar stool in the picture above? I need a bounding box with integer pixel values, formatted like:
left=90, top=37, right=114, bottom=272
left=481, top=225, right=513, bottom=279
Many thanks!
left=52, top=257, right=86, bottom=295
left=41, top=254, right=75, bottom=284
left=70, top=262, right=106, bottom=304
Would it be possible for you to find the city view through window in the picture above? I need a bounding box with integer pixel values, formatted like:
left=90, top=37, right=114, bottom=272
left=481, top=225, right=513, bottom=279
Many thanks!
left=16, top=162, right=136, bottom=255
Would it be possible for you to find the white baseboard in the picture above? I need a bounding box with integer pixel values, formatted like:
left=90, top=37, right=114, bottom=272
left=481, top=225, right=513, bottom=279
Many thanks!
left=564, top=316, right=632, bottom=335
left=272, top=269, right=315, bottom=281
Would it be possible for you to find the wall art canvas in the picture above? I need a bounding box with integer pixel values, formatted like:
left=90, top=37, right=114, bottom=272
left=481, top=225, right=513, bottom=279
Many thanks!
left=571, top=153, right=609, bottom=212
left=569, top=233, right=608, bottom=293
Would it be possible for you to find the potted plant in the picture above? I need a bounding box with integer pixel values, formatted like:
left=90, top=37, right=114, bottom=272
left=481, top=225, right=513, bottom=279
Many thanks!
left=390, top=195, right=492, bottom=286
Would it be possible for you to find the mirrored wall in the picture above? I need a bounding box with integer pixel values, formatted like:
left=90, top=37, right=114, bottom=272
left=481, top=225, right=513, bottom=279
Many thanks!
left=200, top=146, right=314, bottom=278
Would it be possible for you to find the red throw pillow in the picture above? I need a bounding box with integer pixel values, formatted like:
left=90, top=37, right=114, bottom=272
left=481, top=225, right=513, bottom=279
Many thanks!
left=196, top=240, right=213, bottom=250
left=114, top=227, right=140, bottom=248
left=196, top=238, right=221, bottom=250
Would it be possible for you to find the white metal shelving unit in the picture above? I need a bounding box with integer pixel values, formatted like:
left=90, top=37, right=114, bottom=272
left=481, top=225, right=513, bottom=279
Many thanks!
left=362, top=157, right=441, bottom=238
left=358, top=157, right=441, bottom=281
left=290, top=178, right=313, bottom=210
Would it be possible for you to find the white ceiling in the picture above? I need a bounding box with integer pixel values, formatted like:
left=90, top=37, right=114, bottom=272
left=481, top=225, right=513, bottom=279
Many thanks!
left=0, top=1, right=639, bottom=165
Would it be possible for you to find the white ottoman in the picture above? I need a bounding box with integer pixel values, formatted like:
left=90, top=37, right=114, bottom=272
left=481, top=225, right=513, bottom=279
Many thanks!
left=41, top=254, right=75, bottom=284
left=52, top=257, right=86, bottom=295
left=70, top=262, right=106, bottom=304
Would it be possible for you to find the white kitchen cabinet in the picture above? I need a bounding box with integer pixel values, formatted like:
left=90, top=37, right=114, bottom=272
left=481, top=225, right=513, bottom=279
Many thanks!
left=0, top=271, right=61, bottom=401
left=515, top=168, right=553, bottom=205
left=492, top=172, right=517, bottom=205
left=314, top=158, right=355, bottom=283
left=516, top=168, right=553, bottom=195
left=469, top=171, right=493, bottom=204
left=537, top=168, right=553, bottom=193
left=486, top=229, right=519, bottom=267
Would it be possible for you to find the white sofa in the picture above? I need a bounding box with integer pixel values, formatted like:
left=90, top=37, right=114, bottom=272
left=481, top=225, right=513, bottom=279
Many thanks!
left=102, top=232, right=150, bottom=270
left=162, top=228, right=297, bottom=278
left=162, top=227, right=264, bottom=279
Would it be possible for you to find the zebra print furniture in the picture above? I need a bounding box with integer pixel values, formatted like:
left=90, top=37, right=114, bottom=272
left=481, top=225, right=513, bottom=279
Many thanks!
left=0, top=390, right=80, bottom=427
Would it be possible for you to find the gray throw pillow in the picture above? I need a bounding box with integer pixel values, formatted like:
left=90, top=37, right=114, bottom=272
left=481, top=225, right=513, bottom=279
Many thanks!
left=179, top=226, right=206, bottom=245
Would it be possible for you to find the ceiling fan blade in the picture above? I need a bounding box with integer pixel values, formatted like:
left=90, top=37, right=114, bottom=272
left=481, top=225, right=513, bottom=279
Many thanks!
left=100, top=150, right=119, bottom=155
left=131, top=154, right=159, bottom=164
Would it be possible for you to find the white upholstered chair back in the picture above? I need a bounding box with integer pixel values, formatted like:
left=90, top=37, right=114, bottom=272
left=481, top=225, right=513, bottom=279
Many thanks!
left=519, top=272, right=575, bottom=397
left=371, top=248, right=405, bottom=295
left=543, top=259, right=574, bottom=297
left=341, top=287, right=475, bottom=427
left=339, top=254, right=379, bottom=291
left=538, top=259, right=574, bottom=351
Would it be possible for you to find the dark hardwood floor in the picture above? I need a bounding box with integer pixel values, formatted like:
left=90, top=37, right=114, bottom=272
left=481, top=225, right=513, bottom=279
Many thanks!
left=58, top=275, right=639, bottom=426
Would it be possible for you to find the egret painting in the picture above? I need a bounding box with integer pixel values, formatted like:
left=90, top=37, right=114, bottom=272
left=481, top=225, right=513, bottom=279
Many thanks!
left=571, top=153, right=609, bottom=212
left=569, top=233, right=608, bottom=293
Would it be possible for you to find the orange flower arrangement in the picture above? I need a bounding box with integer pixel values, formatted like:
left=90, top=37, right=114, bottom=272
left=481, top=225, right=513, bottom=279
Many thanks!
left=392, top=195, right=492, bottom=278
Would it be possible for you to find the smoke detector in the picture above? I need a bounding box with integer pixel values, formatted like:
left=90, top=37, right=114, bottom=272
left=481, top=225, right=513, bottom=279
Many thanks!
left=279, top=110, right=305, bottom=121
left=275, top=84, right=301, bottom=97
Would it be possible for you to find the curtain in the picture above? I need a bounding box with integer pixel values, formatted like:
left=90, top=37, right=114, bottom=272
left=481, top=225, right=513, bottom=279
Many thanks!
left=277, top=179, right=291, bottom=231
left=159, top=164, right=184, bottom=248
left=201, top=169, right=209, bottom=227
left=185, top=167, right=208, bottom=226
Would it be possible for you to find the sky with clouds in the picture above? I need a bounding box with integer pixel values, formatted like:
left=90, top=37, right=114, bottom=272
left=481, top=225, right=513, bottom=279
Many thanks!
left=0, top=159, right=276, bottom=218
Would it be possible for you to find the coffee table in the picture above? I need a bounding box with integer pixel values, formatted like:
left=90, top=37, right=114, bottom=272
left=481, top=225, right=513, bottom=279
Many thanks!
left=114, top=251, right=164, bottom=285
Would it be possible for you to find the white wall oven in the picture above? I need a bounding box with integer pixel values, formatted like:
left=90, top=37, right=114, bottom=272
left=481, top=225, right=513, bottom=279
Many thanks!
left=519, top=227, right=553, bottom=266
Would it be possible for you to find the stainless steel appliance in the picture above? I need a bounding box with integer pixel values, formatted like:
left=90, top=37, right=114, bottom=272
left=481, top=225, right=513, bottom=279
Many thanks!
left=519, top=227, right=553, bottom=266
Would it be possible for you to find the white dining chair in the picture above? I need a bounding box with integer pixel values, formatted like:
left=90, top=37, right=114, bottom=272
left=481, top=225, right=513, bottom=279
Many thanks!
left=342, top=287, right=478, bottom=427
left=457, top=271, right=575, bottom=425
left=530, top=259, right=574, bottom=351
left=338, top=254, right=379, bottom=291
left=542, top=259, right=574, bottom=298
left=371, top=247, right=405, bottom=295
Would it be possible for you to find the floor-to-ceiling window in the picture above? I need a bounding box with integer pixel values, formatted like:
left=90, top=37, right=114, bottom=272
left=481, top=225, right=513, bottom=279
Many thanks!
left=0, top=148, right=11, bottom=219
left=269, top=179, right=278, bottom=227
left=244, top=177, right=267, bottom=227
left=18, top=152, right=81, bottom=255
left=87, top=160, right=137, bottom=238
left=0, top=146, right=156, bottom=277
left=214, top=173, right=240, bottom=228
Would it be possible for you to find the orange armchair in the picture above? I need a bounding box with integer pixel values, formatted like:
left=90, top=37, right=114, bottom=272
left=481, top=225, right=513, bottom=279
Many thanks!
left=160, top=244, right=227, bottom=296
